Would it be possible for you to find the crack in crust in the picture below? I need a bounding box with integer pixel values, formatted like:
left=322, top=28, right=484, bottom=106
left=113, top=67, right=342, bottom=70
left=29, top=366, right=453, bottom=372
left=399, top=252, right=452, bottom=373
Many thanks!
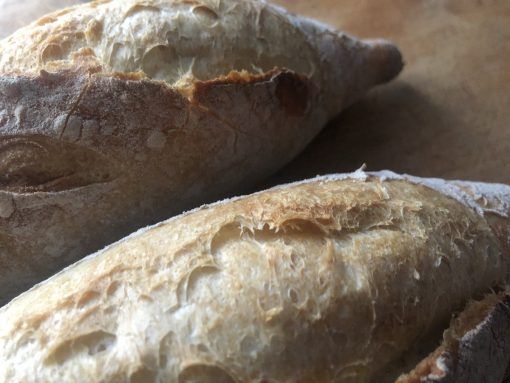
left=192, top=69, right=311, bottom=117
left=58, top=73, right=92, bottom=140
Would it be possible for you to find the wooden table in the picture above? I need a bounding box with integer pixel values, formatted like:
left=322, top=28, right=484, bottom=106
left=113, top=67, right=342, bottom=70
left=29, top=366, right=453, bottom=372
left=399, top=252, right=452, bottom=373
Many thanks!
left=1, top=0, right=509, bottom=186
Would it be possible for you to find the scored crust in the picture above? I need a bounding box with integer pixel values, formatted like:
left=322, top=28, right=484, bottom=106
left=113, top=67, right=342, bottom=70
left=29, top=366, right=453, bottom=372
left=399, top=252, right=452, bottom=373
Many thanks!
left=0, top=0, right=403, bottom=113
left=0, top=0, right=403, bottom=304
left=0, top=172, right=508, bottom=382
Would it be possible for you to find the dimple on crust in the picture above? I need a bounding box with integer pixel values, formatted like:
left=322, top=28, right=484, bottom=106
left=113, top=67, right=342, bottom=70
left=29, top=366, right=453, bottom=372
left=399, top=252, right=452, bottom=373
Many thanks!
left=0, top=173, right=508, bottom=382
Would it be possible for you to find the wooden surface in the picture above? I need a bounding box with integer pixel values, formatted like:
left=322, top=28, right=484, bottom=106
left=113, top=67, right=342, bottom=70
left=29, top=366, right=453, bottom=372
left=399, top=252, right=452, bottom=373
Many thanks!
left=1, top=0, right=509, bottom=185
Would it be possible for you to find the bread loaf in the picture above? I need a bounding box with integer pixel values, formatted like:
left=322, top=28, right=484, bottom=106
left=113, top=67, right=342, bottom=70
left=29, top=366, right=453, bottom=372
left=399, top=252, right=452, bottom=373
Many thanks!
left=0, top=0, right=403, bottom=303
left=1, top=170, right=508, bottom=382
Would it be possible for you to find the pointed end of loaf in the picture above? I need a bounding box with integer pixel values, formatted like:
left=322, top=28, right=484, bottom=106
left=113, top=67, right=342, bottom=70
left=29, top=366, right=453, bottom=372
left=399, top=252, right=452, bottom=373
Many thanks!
left=364, top=39, right=404, bottom=85
left=319, top=35, right=404, bottom=116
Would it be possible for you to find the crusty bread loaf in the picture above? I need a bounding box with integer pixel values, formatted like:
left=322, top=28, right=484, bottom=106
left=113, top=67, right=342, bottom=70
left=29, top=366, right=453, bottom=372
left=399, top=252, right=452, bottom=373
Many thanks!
left=0, top=0, right=403, bottom=303
left=1, top=170, right=508, bottom=382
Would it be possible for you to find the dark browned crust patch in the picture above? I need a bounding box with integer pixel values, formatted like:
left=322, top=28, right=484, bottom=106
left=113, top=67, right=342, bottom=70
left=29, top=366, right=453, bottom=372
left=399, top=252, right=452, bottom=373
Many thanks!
left=397, top=293, right=510, bottom=383
left=273, top=71, right=310, bottom=116
left=193, top=68, right=279, bottom=88
left=192, top=68, right=312, bottom=116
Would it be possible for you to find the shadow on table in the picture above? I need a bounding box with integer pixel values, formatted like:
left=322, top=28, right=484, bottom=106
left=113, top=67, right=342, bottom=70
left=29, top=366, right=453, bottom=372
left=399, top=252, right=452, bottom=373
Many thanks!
left=260, top=79, right=466, bottom=190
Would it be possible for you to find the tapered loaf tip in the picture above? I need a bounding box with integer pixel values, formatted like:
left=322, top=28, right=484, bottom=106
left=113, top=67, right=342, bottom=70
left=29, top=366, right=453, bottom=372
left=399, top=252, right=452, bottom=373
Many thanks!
left=365, top=38, right=404, bottom=85
left=312, top=29, right=404, bottom=114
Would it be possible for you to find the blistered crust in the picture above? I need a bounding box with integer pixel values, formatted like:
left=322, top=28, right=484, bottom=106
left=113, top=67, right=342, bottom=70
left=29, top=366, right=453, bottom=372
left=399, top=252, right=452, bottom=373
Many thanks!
left=0, top=173, right=508, bottom=382
left=0, top=0, right=402, bottom=114
left=0, top=0, right=404, bottom=303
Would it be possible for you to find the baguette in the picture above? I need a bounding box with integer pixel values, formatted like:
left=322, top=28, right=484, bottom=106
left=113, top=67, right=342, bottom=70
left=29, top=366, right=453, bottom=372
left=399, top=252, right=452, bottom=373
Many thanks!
left=1, top=170, right=508, bottom=382
left=0, top=0, right=403, bottom=303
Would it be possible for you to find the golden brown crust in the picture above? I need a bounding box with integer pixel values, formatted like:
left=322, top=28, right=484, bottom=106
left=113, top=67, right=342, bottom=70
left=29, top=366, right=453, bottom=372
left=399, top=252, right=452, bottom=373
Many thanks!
left=0, top=173, right=508, bottom=382
left=0, top=0, right=402, bottom=303
left=0, top=0, right=403, bottom=112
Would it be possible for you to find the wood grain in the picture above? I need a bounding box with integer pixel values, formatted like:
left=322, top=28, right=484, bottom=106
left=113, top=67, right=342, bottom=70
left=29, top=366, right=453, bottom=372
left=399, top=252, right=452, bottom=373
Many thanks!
left=0, top=0, right=509, bottom=185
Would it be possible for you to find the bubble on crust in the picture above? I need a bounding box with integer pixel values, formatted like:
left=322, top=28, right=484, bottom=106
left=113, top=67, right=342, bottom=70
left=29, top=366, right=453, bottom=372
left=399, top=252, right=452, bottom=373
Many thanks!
left=240, top=335, right=258, bottom=357
left=52, top=8, right=72, bottom=19
left=184, top=264, right=221, bottom=301
left=124, top=4, right=161, bottom=19
left=146, top=130, right=167, bottom=150
left=142, top=45, right=171, bottom=79
left=0, top=193, right=15, bottom=218
left=85, top=19, right=103, bottom=43
left=76, top=290, right=101, bottom=308
left=178, top=364, right=236, bottom=383
left=192, top=5, right=219, bottom=27
left=41, top=44, right=65, bottom=64
left=106, top=280, right=121, bottom=297
left=45, top=330, right=117, bottom=364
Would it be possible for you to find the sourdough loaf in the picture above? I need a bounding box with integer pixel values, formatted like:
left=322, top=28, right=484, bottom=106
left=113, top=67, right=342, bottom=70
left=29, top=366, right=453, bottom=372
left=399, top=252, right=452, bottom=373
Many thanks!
left=0, top=170, right=508, bottom=382
left=0, top=0, right=403, bottom=303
